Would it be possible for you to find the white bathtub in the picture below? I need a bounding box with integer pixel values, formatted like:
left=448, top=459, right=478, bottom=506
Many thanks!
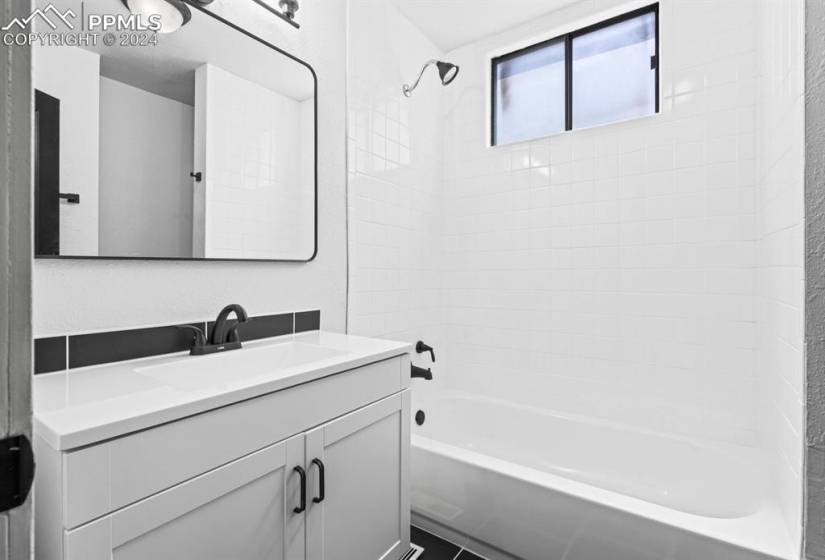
left=411, top=393, right=796, bottom=560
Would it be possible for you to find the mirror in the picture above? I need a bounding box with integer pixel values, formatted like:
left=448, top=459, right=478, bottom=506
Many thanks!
left=32, top=2, right=316, bottom=261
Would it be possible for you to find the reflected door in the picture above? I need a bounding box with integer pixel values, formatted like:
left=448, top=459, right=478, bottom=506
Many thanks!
left=34, top=89, right=60, bottom=256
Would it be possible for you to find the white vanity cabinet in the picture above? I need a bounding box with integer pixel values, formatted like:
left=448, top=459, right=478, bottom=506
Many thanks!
left=305, top=392, right=410, bottom=560
left=63, top=435, right=303, bottom=560
left=34, top=337, right=412, bottom=560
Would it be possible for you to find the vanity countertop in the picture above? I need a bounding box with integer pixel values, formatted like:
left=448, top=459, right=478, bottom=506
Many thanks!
left=34, top=331, right=412, bottom=451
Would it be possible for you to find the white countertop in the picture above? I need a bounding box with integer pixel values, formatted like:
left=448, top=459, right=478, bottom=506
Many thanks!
left=35, top=331, right=412, bottom=451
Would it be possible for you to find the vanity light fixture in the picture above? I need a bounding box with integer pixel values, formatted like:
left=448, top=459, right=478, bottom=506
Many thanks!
left=120, top=0, right=194, bottom=34
left=278, top=0, right=299, bottom=20
left=123, top=0, right=300, bottom=32
left=250, top=0, right=301, bottom=29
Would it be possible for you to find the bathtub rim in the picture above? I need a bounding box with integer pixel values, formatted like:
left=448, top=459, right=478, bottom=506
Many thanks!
left=412, top=434, right=796, bottom=560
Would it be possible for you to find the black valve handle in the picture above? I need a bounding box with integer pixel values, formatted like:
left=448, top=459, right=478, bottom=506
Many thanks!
left=416, top=341, right=436, bottom=362
left=58, top=193, right=80, bottom=204
left=293, top=466, right=306, bottom=513
left=311, top=458, right=325, bottom=503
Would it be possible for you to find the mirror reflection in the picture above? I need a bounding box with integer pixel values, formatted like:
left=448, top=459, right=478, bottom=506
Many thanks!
left=33, top=2, right=316, bottom=261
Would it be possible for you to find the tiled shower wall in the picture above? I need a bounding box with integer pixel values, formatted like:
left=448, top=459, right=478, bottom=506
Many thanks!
left=196, top=64, right=314, bottom=260
left=439, top=0, right=760, bottom=445
left=346, top=0, right=445, bottom=366
left=755, top=0, right=805, bottom=548
left=347, top=0, right=804, bottom=544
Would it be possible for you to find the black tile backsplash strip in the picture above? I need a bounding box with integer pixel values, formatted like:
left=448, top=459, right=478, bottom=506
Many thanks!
left=34, top=336, right=66, bottom=374
left=295, top=310, right=321, bottom=333
left=35, top=310, right=321, bottom=374
left=69, top=323, right=207, bottom=369
left=207, top=312, right=293, bottom=343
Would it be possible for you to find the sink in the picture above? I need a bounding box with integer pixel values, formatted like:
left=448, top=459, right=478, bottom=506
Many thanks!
left=135, top=341, right=348, bottom=390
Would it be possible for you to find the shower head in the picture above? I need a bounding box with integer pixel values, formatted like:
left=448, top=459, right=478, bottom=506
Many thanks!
left=403, top=60, right=460, bottom=97
left=436, top=61, right=459, bottom=85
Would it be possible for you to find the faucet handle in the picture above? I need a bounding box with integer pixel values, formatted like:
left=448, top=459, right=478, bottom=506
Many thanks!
left=415, top=341, right=435, bottom=362
left=177, top=325, right=207, bottom=349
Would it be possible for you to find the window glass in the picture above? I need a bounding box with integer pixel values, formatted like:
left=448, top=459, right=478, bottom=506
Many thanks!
left=493, top=39, right=566, bottom=146
left=571, top=12, right=657, bottom=129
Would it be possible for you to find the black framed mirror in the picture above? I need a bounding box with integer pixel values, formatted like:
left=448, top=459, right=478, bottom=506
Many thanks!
left=32, top=1, right=317, bottom=262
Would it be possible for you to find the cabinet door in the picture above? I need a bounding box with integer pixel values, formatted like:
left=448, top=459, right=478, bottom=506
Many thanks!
left=305, top=391, right=410, bottom=560
left=64, top=436, right=306, bottom=560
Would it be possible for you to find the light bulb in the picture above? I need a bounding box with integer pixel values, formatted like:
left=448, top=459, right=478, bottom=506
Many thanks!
left=123, top=0, right=189, bottom=34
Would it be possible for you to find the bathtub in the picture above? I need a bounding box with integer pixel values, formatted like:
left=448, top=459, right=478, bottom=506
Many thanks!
left=410, top=393, right=796, bottom=560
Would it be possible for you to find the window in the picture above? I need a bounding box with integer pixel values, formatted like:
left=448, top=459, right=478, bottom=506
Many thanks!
left=493, top=39, right=566, bottom=145
left=491, top=4, right=659, bottom=146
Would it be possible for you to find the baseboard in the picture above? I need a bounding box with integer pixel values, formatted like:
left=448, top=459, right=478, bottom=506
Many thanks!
left=400, top=544, right=424, bottom=560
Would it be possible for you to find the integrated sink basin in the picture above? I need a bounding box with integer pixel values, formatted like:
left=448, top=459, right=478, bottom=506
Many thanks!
left=34, top=331, right=413, bottom=451
left=135, top=341, right=348, bottom=390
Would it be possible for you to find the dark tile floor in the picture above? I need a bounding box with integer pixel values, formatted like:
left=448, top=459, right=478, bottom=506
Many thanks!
left=411, top=526, right=485, bottom=560
left=456, top=550, right=485, bottom=560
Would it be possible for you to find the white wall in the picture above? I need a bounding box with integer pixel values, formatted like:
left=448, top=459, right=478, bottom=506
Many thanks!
left=755, top=0, right=805, bottom=549
left=346, top=0, right=807, bottom=549
left=346, top=0, right=799, bottom=452
left=194, top=64, right=313, bottom=260
left=346, top=0, right=445, bottom=377
left=346, top=1, right=806, bottom=547
left=34, top=0, right=347, bottom=336
left=33, top=45, right=100, bottom=256
left=98, top=77, right=194, bottom=258
left=439, top=0, right=759, bottom=445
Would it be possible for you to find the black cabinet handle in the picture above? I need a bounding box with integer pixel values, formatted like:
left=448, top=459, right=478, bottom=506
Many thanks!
left=311, top=458, right=325, bottom=503
left=416, top=341, right=435, bottom=362
left=293, top=466, right=306, bottom=513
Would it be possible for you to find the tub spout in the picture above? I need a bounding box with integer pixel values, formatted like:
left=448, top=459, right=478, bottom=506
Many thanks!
left=411, top=365, right=433, bottom=380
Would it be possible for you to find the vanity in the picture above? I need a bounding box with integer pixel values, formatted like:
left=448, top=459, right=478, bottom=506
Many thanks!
left=30, top=1, right=413, bottom=557
left=33, top=332, right=413, bottom=560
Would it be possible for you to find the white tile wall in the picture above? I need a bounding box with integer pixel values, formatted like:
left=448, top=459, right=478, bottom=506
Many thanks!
left=346, top=0, right=445, bottom=367
left=755, top=0, right=805, bottom=548
left=346, top=0, right=804, bottom=547
left=196, top=64, right=314, bottom=260
left=438, top=0, right=760, bottom=445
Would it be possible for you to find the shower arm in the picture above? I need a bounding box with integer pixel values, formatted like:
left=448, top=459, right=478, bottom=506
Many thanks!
left=403, top=60, right=439, bottom=97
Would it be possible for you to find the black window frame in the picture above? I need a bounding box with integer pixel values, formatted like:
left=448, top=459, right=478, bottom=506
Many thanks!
left=491, top=3, right=659, bottom=146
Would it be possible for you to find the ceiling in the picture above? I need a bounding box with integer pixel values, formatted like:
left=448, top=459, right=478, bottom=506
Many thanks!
left=390, top=0, right=579, bottom=52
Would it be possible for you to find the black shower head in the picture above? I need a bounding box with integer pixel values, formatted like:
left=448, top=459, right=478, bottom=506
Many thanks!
left=403, top=59, right=461, bottom=97
left=436, top=61, right=459, bottom=86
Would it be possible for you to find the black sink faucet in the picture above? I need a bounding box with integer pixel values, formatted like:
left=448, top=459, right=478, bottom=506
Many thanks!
left=181, top=304, right=250, bottom=356
left=211, top=304, right=249, bottom=345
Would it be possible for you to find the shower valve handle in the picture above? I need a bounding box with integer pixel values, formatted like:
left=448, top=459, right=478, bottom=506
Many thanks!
left=416, top=341, right=435, bottom=362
